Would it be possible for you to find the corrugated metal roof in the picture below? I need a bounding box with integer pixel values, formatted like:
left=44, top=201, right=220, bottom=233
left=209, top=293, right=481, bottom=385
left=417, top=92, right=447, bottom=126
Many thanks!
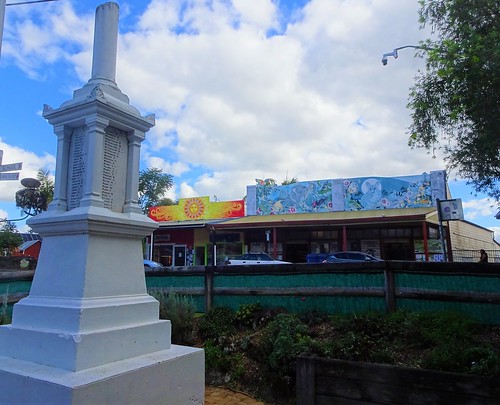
left=213, top=207, right=438, bottom=229
left=19, top=240, right=40, bottom=251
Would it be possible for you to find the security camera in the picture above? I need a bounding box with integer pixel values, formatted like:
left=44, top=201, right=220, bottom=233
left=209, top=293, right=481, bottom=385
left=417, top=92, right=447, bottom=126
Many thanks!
left=382, top=56, right=388, bottom=66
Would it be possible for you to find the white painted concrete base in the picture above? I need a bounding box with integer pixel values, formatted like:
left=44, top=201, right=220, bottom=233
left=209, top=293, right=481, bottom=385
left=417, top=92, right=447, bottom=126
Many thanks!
left=0, top=345, right=205, bottom=405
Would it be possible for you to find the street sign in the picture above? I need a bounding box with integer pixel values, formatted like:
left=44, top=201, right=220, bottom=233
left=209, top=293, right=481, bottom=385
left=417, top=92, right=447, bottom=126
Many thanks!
left=0, top=162, right=22, bottom=172
left=0, top=172, right=19, bottom=181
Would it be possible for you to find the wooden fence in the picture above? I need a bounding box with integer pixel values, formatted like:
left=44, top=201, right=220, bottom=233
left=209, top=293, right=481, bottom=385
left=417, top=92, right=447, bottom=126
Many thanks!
left=146, top=261, right=500, bottom=324
left=296, top=356, right=500, bottom=404
left=2, top=261, right=500, bottom=324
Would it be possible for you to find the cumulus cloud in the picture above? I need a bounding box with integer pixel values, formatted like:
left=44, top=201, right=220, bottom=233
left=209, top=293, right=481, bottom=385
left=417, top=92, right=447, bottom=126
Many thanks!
left=0, top=0, right=459, bottom=206
left=462, top=198, right=498, bottom=220
left=0, top=140, right=55, bottom=202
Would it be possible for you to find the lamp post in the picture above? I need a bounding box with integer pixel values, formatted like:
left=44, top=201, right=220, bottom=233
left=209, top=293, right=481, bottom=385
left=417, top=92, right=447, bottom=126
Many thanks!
left=381, top=45, right=434, bottom=66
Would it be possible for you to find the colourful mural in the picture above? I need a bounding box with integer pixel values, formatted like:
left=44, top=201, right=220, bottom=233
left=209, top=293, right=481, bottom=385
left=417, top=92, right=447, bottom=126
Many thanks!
left=254, top=171, right=445, bottom=215
left=255, top=178, right=332, bottom=215
left=343, top=174, right=433, bottom=211
left=149, top=196, right=245, bottom=222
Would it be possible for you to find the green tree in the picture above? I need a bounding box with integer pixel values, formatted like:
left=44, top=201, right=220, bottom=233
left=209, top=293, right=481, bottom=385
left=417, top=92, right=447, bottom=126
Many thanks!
left=138, top=168, right=174, bottom=214
left=15, top=169, right=54, bottom=217
left=36, top=169, right=54, bottom=207
left=408, top=0, right=500, bottom=201
left=0, top=222, right=23, bottom=255
left=281, top=176, right=298, bottom=185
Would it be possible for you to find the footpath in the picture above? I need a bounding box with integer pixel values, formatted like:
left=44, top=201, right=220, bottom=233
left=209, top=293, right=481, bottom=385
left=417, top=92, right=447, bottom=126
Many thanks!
left=205, top=386, right=266, bottom=404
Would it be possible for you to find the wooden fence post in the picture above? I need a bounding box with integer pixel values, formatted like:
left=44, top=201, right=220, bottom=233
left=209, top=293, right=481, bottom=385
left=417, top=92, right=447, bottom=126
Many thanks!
left=384, top=262, right=396, bottom=313
left=296, top=355, right=315, bottom=405
left=205, top=266, right=214, bottom=313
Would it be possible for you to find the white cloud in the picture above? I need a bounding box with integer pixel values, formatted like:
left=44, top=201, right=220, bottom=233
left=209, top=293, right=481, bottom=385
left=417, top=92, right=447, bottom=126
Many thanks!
left=462, top=198, right=498, bottom=220
left=0, top=0, right=458, bottom=208
left=489, top=227, right=500, bottom=243
left=0, top=140, right=55, bottom=202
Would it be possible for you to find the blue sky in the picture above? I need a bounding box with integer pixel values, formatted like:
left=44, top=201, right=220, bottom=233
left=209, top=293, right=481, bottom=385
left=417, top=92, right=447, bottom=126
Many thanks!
left=0, top=0, right=498, bottom=240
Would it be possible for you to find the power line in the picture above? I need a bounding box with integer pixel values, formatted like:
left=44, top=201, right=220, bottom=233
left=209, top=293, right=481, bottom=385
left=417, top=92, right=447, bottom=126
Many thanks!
left=6, top=0, right=61, bottom=6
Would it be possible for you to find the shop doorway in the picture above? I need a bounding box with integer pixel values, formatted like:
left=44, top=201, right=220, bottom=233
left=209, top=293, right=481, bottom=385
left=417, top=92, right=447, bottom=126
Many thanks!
left=383, top=241, right=414, bottom=260
left=173, top=245, right=186, bottom=266
left=285, top=243, right=309, bottom=263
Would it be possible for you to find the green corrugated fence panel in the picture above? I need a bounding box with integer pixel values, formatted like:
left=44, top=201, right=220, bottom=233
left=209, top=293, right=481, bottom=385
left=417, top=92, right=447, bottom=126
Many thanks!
left=0, top=281, right=32, bottom=295
left=395, top=274, right=500, bottom=292
left=146, top=275, right=205, bottom=289
left=214, top=273, right=385, bottom=288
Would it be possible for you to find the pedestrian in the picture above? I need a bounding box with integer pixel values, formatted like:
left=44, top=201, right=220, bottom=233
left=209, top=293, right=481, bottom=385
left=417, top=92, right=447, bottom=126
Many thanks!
left=479, top=249, right=488, bottom=263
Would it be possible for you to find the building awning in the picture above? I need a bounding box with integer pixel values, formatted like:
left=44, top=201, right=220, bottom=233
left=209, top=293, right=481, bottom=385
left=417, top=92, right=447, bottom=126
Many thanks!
left=155, top=218, right=234, bottom=229
left=212, top=207, right=439, bottom=229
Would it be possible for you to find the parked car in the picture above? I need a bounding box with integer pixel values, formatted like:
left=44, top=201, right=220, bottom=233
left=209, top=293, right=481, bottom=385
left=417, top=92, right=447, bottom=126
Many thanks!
left=143, top=259, right=163, bottom=269
left=322, top=251, right=383, bottom=263
left=225, top=252, right=291, bottom=265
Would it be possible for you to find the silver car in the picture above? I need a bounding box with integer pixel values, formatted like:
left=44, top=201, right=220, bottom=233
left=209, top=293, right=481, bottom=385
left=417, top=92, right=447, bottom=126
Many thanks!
left=322, top=251, right=383, bottom=263
left=225, top=252, right=291, bottom=265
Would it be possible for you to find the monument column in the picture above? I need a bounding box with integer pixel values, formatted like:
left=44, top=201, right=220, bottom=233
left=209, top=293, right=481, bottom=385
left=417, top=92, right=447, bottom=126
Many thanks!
left=49, top=123, right=71, bottom=212
left=79, top=115, right=107, bottom=208
left=124, top=129, right=144, bottom=214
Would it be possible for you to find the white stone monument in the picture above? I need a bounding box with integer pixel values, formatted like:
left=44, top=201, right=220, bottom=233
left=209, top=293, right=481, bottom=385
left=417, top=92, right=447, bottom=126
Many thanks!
left=0, top=3, right=204, bottom=404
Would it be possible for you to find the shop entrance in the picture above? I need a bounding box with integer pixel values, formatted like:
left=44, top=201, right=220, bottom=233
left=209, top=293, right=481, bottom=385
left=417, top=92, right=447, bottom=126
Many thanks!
left=383, top=241, right=414, bottom=260
left=285, top=243, right=309, bottom=263
left=173, top=245, right=186, bottom=266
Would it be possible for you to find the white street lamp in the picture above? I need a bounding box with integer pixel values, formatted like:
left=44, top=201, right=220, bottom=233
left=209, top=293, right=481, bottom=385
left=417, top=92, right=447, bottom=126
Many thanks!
left=381, top=45, right=434, bottom=66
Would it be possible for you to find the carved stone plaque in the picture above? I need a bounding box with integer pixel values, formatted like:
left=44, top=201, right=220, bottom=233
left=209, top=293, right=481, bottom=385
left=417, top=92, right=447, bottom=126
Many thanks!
left=102, top=127, right=127, bottom=212
left=68, top=127, right=87, bottom=210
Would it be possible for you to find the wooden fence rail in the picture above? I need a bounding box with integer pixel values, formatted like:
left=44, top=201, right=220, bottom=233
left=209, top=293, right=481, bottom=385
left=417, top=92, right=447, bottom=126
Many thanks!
left=2, top=261, right=500, bottom=323
left=296, top=356, right=500, bottom=404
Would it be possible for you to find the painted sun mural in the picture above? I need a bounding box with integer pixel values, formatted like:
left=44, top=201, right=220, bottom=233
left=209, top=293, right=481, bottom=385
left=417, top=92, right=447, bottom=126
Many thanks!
left=149, top=196, right=245, bottom=222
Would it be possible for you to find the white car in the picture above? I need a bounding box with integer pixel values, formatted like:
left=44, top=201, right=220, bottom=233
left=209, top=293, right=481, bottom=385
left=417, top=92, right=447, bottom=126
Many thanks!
left=225, top=252, right=291, bottom=265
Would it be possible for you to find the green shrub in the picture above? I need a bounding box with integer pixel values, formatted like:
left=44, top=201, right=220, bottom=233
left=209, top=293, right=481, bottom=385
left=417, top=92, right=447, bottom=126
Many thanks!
left=235, top=303, right=261, bottom=328
left=258, top=313, right=314, bottom=376
left=148, top=290, right=196, bottom=345
left=196, top=306, right=237, bottom=345
left=204, top=341, right=233, bottom=373
left=408, top=311, right=478, bottom=348
left=0, top=291, right=10, bottom=325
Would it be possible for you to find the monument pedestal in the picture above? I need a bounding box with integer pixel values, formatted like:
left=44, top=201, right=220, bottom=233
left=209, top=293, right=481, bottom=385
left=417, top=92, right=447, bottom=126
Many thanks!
left=0, top=346, right=204, bottom=405
left=0, top=207, right=204, bottom=404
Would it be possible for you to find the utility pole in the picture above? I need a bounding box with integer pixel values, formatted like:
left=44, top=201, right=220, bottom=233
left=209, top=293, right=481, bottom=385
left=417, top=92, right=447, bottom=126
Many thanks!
left=0, top=0, right=5, bottom=58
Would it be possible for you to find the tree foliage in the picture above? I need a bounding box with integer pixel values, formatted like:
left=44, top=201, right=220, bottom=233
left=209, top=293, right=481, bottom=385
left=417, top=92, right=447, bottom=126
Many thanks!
left=138, top=168, right=174, bottom=214
left=408, top=0, right=500, bottom=201
left=0, top=222, right=23, bottom=255
left=15, top=169, right=54, bottom=217
left=36, top=169, right=54, bottom=207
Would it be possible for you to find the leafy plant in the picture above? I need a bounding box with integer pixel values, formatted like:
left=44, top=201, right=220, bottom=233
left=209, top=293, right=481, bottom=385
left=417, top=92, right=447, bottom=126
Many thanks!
left=148, top=290, right=196, bottom=345
left=235, top=303, right=261, bottom=327
left=0, top=291, right=10, bottom=325
left=196, top=306, right=237, bottom=345
left=258, top=313, right=314, bottom=375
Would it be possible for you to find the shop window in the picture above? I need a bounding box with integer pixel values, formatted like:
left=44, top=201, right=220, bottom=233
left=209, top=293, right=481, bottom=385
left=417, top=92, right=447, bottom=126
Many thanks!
left=194, top=246, right=206, bottom=265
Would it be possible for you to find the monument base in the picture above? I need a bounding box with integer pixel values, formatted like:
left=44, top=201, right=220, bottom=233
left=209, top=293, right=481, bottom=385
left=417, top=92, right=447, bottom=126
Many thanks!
left=0, top=345, right=204, bottom=405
